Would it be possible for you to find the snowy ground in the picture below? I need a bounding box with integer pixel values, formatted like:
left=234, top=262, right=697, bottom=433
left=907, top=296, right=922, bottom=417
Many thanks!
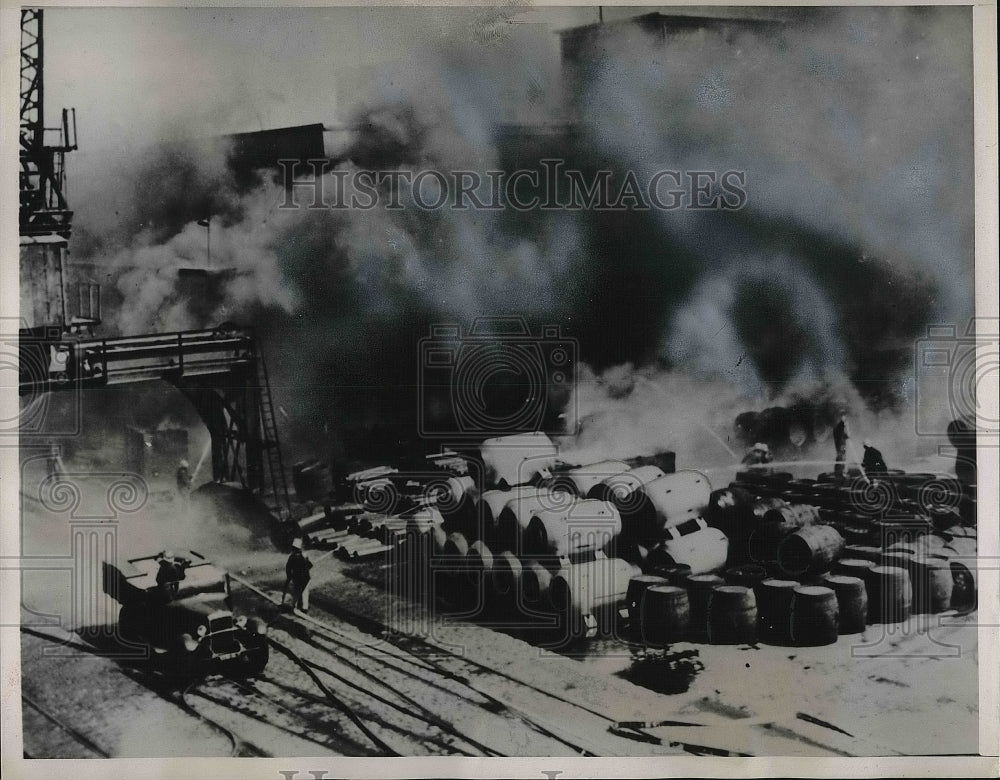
left=16, top=450, right=979, bottom=758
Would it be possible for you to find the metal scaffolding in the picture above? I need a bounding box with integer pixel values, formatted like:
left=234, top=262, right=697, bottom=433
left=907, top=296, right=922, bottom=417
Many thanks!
left=20, top=8, right=78, bottom=238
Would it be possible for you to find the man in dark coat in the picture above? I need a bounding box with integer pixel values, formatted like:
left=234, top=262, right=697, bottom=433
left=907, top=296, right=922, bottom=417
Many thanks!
left=832, top=412, right=849, bottom=477
left=156, top=551, right=188, bottom=602
left=284, top=538, right=313, bottom=613
left=861, top=440, right=889, bottom=477
left=176, top=459, right=193, bottom=497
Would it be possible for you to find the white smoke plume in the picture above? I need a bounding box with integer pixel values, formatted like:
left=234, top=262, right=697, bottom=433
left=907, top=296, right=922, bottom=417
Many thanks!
left=59, top=7, right=973, bottom=466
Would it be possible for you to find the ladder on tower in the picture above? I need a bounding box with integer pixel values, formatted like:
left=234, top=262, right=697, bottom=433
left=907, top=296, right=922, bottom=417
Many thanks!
left=254, top=344, right=293, bottom=521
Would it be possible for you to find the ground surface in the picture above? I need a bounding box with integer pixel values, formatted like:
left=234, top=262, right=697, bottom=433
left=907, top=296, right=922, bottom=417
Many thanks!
left=14, top=454, right=980, bottom=758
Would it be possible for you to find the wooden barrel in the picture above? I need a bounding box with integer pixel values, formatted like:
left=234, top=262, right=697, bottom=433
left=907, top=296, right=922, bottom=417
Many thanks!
left=686, top=573, right=724, bottom=641
left=844, top=545, right=883, bottom=563
left=707, top=585, right=757, bottom=644
left=755, top=579, right=798, bottom=644
left=649, top=562, right=692, bottom=587
left=789, top=585, right=840, bottom=646
left=874, top=516, right=932, bottom=548
left=909, top=556, right=953, bottom=614
left=626, top=574, right=669, bottom=627
left=785, top=478, right=819, bottom=504
left=523, top=499, right=622, bottom=559
left=549, top=557, right=637, bottom=639
left=865, top=566, right=912, bottom=624
left=834, top=558, right=877, bottom=579
left=640, top=585, right=690, bottom=647
left=820, top=574, right=868, bottom=633
left=724, top=564, right=768, bottom=589
left=880, top=550, right=916, bottom=570
left=777, top=525, right=845, bottom=577
left=840, top=525, right=876, bottom=547
left=762, top=504, right=822, bottom=536
left=747, top=528, right=779, bottom=567
left=749, top=496, right=790, bottom=517
left=490, top=550, right=523, bottom=598
left=948, top=558, right=978, bottom=614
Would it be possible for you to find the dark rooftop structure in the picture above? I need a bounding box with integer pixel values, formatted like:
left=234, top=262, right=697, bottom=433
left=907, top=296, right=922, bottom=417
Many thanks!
left=558, top=11, right=785, bottom=54
left=225, top=123, right=327, bottom=187
left=558, top=12, right=786, bottom=108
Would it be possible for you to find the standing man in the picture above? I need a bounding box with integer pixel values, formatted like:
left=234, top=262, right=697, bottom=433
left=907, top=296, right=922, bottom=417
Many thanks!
left=861, top=440, right=889, bottom=477
left=156, top=551, right=188, bottom=603
left=742, top=443, right=773, bottom=467
left=46, top=443, right=65, bottom=481
left=833, top=411, right=850, bottom=478
left=176, top=459, right=193, bottom=502
left=284, top=538, right=313, bottom=613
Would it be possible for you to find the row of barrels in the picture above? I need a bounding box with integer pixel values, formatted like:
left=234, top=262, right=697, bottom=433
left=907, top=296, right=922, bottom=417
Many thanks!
left=704, top=492, right=848, bottom=577
left=628, top=546, right=969, bottom=647
left=733, top=470, right=973, bottom=527
left=706, top=484, right=944, bottom=568
left=629, top=571, right=854, bottom=647
left=704, top=480, right=977, bottom=611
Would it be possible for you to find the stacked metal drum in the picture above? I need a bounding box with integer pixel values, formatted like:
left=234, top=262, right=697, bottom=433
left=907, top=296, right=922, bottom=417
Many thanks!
left=292, top=436, right=976, bottom=649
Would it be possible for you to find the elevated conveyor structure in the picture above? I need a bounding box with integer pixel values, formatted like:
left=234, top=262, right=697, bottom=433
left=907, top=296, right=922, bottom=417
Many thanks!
left=18, top=327, right=292, bottom=520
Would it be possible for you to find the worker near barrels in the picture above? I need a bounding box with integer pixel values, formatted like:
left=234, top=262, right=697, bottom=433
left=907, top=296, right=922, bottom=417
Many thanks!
left=742, top=442, right=773, bottom=467
left=176, top=459, right=193, bottom=503
left=833, top=411, right=849, bottom=478
left=861, top=440, right=889, bottom=479
left=284, top=538, right=313, bottom=613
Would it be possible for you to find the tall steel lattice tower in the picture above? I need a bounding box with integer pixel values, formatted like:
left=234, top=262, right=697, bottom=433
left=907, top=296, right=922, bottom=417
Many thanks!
left=19, top=8, right=83, bottom=331
left=20, top=8, right=77, bottom=239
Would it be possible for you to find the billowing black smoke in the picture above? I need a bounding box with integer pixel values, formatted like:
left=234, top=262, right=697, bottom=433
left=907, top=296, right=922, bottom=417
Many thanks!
left=69, top=7, right=973, bottom=468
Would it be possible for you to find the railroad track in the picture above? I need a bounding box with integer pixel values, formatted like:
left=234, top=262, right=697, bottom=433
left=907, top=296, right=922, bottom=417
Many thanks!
left=20, top=625, right=264, bottom=757
left=230, top=571, right=874, bottom=757
left=182, top=672, right=380, bottom=756
left=230, top=572, right=648, bottom=756
left=267, top=631, right=499, bottom=756
left=174, top=680, right=270, bottom=757
left=21, top=692, right=111, bottom=758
